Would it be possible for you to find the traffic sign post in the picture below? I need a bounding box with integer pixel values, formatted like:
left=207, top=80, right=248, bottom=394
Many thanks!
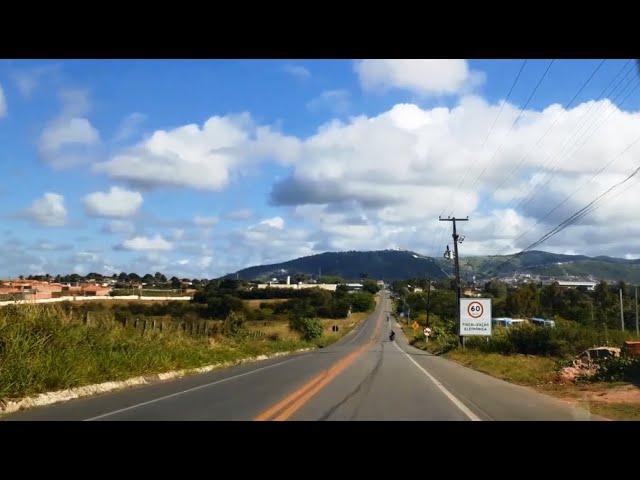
left=460, top=298, right=492, bottom=337
left=423, top=327, right=431, bottom=343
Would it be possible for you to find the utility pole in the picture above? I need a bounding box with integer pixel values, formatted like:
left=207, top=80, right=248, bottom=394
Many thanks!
left=619, top=288, right=625, bottom=331
left=426, top=279, right=431, bottom=327
left=439, top=216, right=469, bottom=346
left=636, top=287, right=640, bottom=337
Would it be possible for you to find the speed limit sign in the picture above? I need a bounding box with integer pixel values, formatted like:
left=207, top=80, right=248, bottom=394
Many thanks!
left=460, top=298, right=491, bottom=336
left=467, top=301, right=484, bottom=318
left=423, top=327, right=431, bottom=337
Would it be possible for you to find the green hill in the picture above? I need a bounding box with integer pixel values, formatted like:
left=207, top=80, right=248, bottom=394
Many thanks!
left=225, top=249, right=640, bottom=284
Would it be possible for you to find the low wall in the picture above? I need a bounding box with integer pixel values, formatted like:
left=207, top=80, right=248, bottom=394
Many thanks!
left=0, top=295, right=193, bottom=307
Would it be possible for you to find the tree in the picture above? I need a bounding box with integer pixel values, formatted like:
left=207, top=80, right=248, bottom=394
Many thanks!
left=170, top=276, right=182, bottom=289
left=218, top=278, right=240, bottom=292
left=362, top=279, right=380, bottom=294
left=540, top=282, right=562, bottom=316
left=506, top=284, right=540, bottom=317
left=484, top=280, right=507, bottom=298
left=206, top=295, right=244, bottom=319
left=618, top=280, right=629, bottom=298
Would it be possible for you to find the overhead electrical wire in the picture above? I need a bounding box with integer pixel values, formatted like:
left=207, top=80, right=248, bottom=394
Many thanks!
left=483, top=136, right=640, bottom=277
left=497, top=74, right=640, bottom=254
left=426, top=60, right=529, bottom=257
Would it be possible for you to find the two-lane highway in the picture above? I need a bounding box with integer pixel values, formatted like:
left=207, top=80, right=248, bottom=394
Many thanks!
left=4, top=291, right=602, bottom=421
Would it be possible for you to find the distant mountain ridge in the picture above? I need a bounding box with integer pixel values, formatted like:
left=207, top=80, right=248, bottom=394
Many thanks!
left=225, top=249, right=640, bottom=283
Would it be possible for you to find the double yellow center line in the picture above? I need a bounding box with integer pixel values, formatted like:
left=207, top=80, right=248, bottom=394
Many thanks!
left=255, top=302, right=385, bottom=421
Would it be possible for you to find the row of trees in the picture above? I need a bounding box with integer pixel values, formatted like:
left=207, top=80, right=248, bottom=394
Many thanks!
left=192, top=280, right=378, bottom=321
left=24, top=272, right=209, bottom=289
left=392, top=278, right=639, bottom=331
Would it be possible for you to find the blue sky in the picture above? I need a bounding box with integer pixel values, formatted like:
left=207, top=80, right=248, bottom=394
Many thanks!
left=1, top=59, right=639, bottom=278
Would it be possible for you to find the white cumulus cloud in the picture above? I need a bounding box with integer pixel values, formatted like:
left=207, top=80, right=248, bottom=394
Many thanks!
left=95, top=113, right=301, bottom=190
left=38, top=89, right=101, bottom=169
left=120, top=235, right=173, bottom=251
left=84, top=186, right=143, bottom=218
left=354, top=59, right=482, bottom=96
left=258, top=216, right=284, bottom=229
left=25, top=193, right=67, bottom=226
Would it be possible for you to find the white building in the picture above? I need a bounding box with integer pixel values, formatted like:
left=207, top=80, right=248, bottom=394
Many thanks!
left=256, top=283, right=338, bottom=292
left=556, top=281, right=597, bottom=291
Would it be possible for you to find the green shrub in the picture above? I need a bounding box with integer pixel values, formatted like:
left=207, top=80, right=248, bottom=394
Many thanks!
left=349, top=292, right=375, bottom=312
left=222, top=311, right=245, bottom=337
left=589, top=357, right=640, bottom=382
left=289, top=316, right=323, bottom=341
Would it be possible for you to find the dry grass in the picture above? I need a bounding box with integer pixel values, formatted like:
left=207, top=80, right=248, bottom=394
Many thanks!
left=243, top=299, right=287, bottom=310
left=445, top=350, right=559, bottom=386
left=244, top=311, right=370, bottom=342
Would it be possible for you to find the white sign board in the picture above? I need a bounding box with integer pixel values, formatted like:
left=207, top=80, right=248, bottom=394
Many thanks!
left=460, top=298, right=492, bottom=336
left=424, top=327, right=431, bottom=337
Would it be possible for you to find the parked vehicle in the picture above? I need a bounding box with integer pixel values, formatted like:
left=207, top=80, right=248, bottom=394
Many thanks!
left=529, top=317, right=556, bottom=328
left=575, top=347, right=621, bottom=367
left=491, top=317, right=526, bottom=328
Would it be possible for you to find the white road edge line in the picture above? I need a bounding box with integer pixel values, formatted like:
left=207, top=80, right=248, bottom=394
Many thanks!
left=392, top=341, right=482, bottom=421
left=84, top=357, right=297, bottom=421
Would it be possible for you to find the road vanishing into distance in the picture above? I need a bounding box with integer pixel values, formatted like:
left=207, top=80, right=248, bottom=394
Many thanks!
left=4, top=291, right=603, bottom=421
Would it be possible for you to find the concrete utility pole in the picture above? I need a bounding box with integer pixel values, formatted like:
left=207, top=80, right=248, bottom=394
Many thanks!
left=636, top=287, right=640, bottom=337
left=620, top=288, right=625, bottom=331
left=426, top=279, right=431, bottom=327
left=439, top=216, right=469, bottom=346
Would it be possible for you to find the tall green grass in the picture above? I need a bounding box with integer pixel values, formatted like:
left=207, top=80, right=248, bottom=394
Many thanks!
left=0, top=304, right=314, bottom=401
left=465, top=320, right=635, bottom=358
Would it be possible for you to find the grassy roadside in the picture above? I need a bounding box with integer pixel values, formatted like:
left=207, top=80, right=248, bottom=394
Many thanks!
left=401, top=322, right=640, bottom=421
left=0, top=301, right=375, bottom=403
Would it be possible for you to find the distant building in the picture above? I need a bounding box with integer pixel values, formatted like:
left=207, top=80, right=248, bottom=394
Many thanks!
left=256, top=283, right=338, bottom=292
left=556, top=280, right=597, bottom=291
left=462, top=288, right=482, bottom=298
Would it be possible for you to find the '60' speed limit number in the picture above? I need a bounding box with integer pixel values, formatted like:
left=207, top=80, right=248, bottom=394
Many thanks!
left=467, top=301, right=484, bottom=318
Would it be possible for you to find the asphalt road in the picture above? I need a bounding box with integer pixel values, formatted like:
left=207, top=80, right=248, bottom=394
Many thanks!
left=3, top=291, right=602, bottom=421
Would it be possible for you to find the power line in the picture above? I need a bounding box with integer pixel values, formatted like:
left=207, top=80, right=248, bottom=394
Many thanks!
left=453, top=60, right=528, bottom=195
left=484, top=139, right=640, bottom=278
left=503, top=77, right=640, bottom=251
left=491, top=59, right=606, bottom=194
left=433, top=61, right=555, bottom=257
left=464, top=60, right=556, bottom=198
left=509, top=63, right=638, bottom=215
left=427, top=61, right=529, bottom=257
left=498, top=60, right=634, bottom=217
